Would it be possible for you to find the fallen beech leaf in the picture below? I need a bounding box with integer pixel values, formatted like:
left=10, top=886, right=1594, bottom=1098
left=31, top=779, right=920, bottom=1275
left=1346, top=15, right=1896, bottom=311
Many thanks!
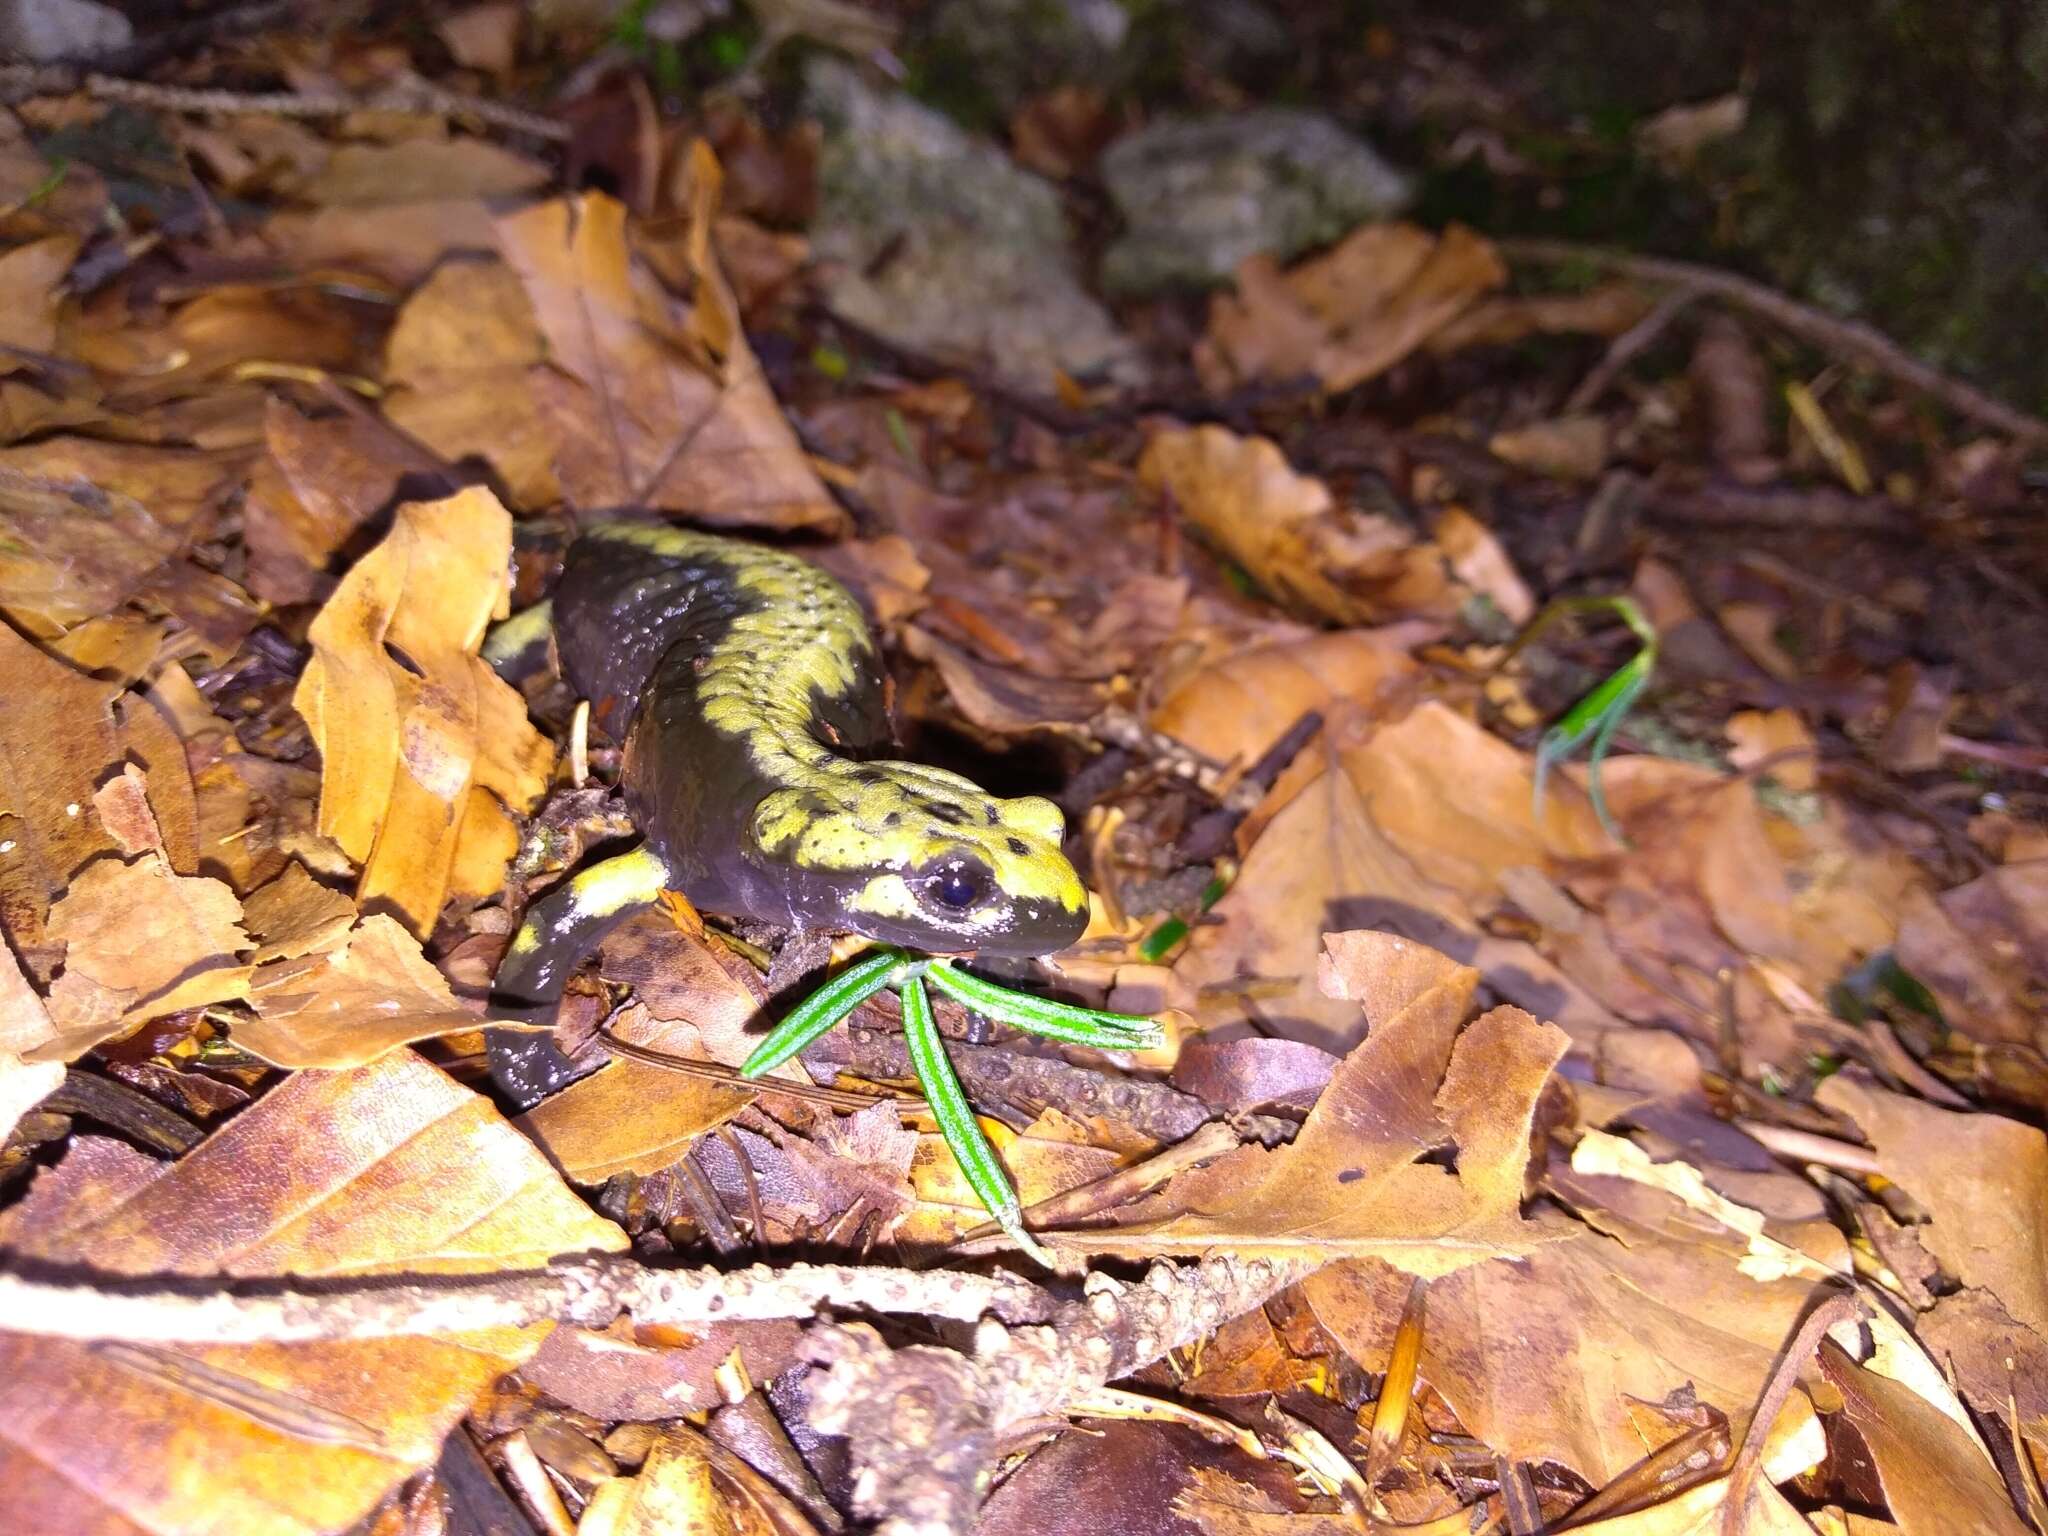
left=1489, top=414, right=1610, bottom=481
left=1168, top=716, right=1619, bottom=1051
left=1140, top=425, right=1455, bottom=626
left=261, top=199, right=500, bottom=288
left=1427, top=280, right=1652, bottom=353
left=1820, top=1340, right=2031, bottom=1536
left=240, top=397, right=408, bottom=605
left=1069, top=934, right=1570, bottom=1271
left=516, top=1050, right=755, bottom=1185
left=238, top=860, right=357, bottom=966
left=237, top=914, right=482, bottom=1068
left=577, top=1426, right=738, bottom=1536
left=436, top=2, right=520, bottom=75
left=1433, top=505, right=1535, bottom=624
left=1304, top=1217, right=1827, bottom=1483
left=380, top=257, right=560, bottom=511
left=299, top=137, right=549, bottom=206
left=0, top=234, right=79, bottom=362
left=1817, top=1075, right=2048, bottom=1338
left=1894, top=860, right=2047, bottom=1045
left=1556, top=1474, right=1816, bottom=1534
left=1725, top=707, right=1818, bottom=791
left=0, top=1052, right=625, bottom=1536
left=1198, top=222, right=1506, bottom=394
left=291, top=484, right=553, bottom=936
left=1148, top=629, right=1420, bottom=770
left=494, top=189, right=845, bottom=531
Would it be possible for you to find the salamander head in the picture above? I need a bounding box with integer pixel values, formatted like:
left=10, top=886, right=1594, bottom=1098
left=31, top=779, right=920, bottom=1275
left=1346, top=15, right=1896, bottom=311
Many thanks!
left=751, top=763, right=1090, bottom=956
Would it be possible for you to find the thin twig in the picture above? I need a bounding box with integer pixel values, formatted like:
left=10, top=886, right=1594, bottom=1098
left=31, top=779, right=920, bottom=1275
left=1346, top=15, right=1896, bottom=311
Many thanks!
left=1502, top=238, right=2048, bottom=447
left=0, top=1253, right=1055, bottom=1345
left=0, top=67, right=569, bottom=142
left=1565, top=283, right=1704, bottom=413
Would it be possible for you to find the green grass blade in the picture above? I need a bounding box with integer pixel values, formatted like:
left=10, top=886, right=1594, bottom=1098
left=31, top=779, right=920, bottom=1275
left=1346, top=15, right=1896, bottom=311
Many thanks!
left=739, top=948, right=923, bottom=1079
left=923, top=961, right=1163, bottom=1050
left=900, top=973, right=1051, bottom=1267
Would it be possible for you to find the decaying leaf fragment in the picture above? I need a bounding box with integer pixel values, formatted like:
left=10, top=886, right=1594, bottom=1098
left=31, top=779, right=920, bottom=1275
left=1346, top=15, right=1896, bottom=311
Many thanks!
left=1197, top=222, right=1506, bottom=394
left=1138, top=425, right=1456, bottom=626
left=291, top=484, right=553, bottom=936
left=1064, top=932, right=1569, bottom=1271
left=0, top=1051, right=626, bottom=1536
left=494, top=180, right=846, bottom=532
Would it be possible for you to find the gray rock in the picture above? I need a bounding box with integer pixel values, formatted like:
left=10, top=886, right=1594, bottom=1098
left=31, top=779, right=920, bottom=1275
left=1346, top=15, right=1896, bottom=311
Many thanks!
left=0, top=0, right=132, bottom=61
left=1100, top=109, right=1412, bottom=295
left=918, top=0, right=1131, bottom=118
left=806, top=58, right=1143, bottom=394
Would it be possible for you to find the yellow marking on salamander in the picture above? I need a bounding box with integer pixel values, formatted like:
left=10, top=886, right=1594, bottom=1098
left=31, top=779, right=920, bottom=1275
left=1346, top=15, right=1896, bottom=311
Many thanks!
left=581, top=522, right=1088, bottom=924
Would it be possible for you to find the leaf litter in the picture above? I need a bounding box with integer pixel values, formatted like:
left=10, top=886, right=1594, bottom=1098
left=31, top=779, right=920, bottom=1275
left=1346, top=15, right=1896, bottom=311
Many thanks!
left=0, top=13, right=2042, bottom=1536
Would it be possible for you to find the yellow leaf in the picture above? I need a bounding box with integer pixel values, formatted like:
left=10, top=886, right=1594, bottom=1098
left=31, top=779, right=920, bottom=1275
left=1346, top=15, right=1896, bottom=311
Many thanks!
left=292, top=485, right=552, bottom=936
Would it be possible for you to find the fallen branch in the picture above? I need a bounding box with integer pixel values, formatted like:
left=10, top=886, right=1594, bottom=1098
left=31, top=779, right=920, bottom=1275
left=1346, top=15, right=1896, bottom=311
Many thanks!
left=804, top=1253, right=1319, bottom=1536
left=1502, top=238, right=2048, bottom=448
left=0, top=1253, right=1055, bottom=1345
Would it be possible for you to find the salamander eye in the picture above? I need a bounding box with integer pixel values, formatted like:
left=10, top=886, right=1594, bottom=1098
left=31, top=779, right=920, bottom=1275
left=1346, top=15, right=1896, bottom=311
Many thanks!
left=929, top=866, right=984, bottom=911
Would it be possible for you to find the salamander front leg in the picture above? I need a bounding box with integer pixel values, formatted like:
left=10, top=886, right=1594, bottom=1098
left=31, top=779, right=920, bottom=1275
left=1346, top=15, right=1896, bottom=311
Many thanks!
left=487, top=842, right=672, bottom=1109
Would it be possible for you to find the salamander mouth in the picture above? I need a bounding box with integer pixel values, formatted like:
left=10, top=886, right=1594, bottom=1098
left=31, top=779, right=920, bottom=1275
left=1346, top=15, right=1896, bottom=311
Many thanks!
left=854, top=898, right=1088, bottom=960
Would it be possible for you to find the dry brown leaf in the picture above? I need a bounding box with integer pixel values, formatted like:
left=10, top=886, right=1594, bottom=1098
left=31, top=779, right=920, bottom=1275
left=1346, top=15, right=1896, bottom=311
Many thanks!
left=1139, top=425, right=1455, bottom=626
left=0, top=438, right=238, bottom=630
left=0, top=1051, right=626, bottom=1536
left=1558, top=1474, right=1817, bottom=1534
left=1894, top=860, right=2047, bottom=1045
left=577, top=1426, right=739, bottom=1536
left=291, top=484, right=553, bottom=936
left=1820, top=1340, right=2031, bottom=1536
left=1433, top=504, right=1535, bottom=624
left=238, top=860, right=358, bottom=966
left=493, top=189, right=844, bottom=531
left=1304, top=1217, right=1826, bottom=1484
left=1427, top=280, right=1653, bottom=353
left=1198, top=222, right=1506, bottom=394
left=1169, top=711, right=1620, bottom=1051
left=378, top=257, right=560, bottom=505
left=1489, top=414, right=1611, bottom=481
left=1067, top=934, right=1569, bottom=1271
left=298, top=136, right=550, bottom=206
left=1816, top=1075, right=2048, bottom=1338
left=261, top=199, right=500, bottom=288
left=240, top=396, right=408, bottom=605
left=436, top=2, right=520, bottom=75
left=1147, top=629, right=1420, bottom=770
left=0, top=234, right=80, bottom=362
left=42, top=851, right=250, bottom=1047
left=237, top=914, right=481, bottom=1068
left=1726, top=708, right=1818, bottom=791
left=0, top=623, right=123, bottom=961
left=516, top=1050, right=755, bottom=1185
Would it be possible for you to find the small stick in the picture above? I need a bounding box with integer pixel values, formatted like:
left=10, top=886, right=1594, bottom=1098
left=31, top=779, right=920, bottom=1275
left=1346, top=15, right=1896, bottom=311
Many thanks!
left=1503, top=238, right=2048, bottom=447
left=0, top=1253, right=1056, bottom=1346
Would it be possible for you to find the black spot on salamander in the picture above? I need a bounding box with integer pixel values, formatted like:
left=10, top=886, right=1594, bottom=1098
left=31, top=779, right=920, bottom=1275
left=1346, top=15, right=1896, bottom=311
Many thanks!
left=852, top=767, right=886, bottom=785
left=1336, top=1168, right=1364, bottom=1184
left=923, top=801, right=968, bottom=825
left=1006, top=836, right=1030, bottom=856
left=985, top=805, right=1001, bottom=825
left=884, top=811, right=902, bottom=826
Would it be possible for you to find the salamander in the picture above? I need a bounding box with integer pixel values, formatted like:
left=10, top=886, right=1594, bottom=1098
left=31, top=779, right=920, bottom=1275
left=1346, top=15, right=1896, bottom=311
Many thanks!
left=488, top=521, right=1091, bottom=1102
